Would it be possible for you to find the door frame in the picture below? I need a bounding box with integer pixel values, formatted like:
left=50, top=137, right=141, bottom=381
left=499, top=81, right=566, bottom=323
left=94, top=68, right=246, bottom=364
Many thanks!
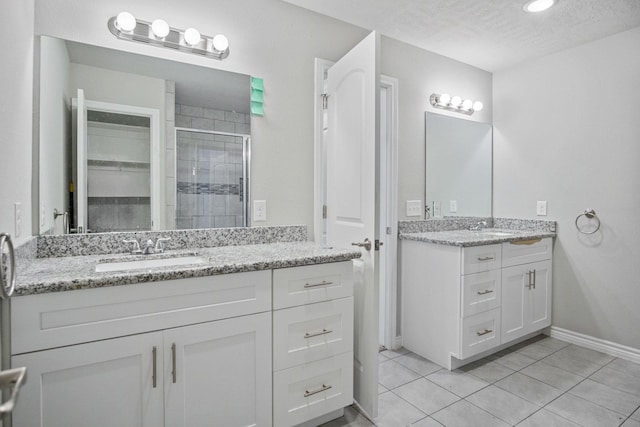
left=313, top=59, right=399, bottom=350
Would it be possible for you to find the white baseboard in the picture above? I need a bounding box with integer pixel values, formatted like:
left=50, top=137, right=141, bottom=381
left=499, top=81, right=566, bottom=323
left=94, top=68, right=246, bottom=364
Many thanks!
left=549, top=326, right=640, bottom=364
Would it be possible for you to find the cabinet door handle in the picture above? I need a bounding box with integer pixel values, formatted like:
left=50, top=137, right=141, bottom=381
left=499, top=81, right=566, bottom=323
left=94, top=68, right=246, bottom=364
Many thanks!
left=477, top=256, right=495, bottom=261
left=527, top=270, right=536, bottom=289
left=304, top=280, right=333, bottom=289
left=304, top=328, right=333, bottom=339
left=532, top=269, right=536, bottom=289
left=477, top=328, right=493, bottom=336
left=171, top=343, right=177, bottom=384
left=477, top=289, right=494, bottom=295
left=304, top=384, right=333, bottom=397
left=152, top=346, right=157, bottom=388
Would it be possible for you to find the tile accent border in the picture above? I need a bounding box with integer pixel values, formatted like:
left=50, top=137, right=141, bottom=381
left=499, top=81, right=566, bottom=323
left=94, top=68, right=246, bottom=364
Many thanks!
left=37, top=225, right=307, bottom=258
left=550, top=326, right=640, bottom=364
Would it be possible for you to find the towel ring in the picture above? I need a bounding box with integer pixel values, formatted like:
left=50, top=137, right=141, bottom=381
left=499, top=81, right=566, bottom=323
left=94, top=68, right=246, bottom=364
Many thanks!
left=575, top=209, right=600, bottom=235
left=0, top=233, right=16, bottom=299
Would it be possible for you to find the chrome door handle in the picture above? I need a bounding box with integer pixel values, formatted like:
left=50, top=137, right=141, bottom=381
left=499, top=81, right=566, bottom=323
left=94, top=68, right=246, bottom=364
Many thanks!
left=304, top=329, right=333, bottom=339
left=477, top=289, right=494, bottom=295
left=304, top=280, right=333, bottom=289
left=152, top=346, right=157, bottom=388
left=352, top=238, right=371, bottom=251
left=477, top=329, right=493, bottom=336
left=171, top=343, right=177, bottom=384
left=477, top=256, right=495, bottom=261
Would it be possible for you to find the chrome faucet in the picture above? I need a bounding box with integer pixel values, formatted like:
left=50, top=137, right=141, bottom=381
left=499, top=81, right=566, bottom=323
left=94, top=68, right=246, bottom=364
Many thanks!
left=123, top=237, right=171, bottom=255
left=142, top=239, right=155, bottom=255
left=469, top=221, right=488, bottom=231
left=123, top=239, right=142, bottom=254
left=154, top=237, right=171, bottom=253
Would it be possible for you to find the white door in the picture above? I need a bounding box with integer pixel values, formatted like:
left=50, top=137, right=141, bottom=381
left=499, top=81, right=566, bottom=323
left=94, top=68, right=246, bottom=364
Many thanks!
left=12, top=332, right=164, bottom=427
left=76, top=88, right=88, bottom=233
left=326, top=31, right=379, bottom=418
left=163, top=312, right=272, bottom=427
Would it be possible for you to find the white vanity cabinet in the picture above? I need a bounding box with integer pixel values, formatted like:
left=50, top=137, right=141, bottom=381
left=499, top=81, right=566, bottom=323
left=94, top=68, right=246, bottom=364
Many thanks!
left=271, top=261, right=354, bottom=427
left=401, top=237, right=552, bottom=370
left=11, top=271, right=273, bottom=427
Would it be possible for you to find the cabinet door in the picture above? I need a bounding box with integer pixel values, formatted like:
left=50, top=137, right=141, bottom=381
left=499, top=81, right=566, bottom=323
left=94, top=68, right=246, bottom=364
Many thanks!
left=501, top=261, right=552, bottom=343
left=12, top=332, right=164, bottom=427
left=164, top=312, right=272, bottom=427
left=501, top=264, right=530, bottom=343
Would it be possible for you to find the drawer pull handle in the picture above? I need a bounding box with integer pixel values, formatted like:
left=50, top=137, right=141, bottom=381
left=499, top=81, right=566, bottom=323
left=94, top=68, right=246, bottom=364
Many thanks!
left=152, top=346, right=157, bottom=388
left=477, top=289, right=494, bottom=295
left=510, top=238, right=542, bottom=245
left=477, top=256, right=495, bottom=261
left=304, top=384, right=333, bottom=397
left=477, top=329, right=493, bottom=336
left=304, top=329, right=333, bottom=339
left=304, top=280, right=333, bottom=289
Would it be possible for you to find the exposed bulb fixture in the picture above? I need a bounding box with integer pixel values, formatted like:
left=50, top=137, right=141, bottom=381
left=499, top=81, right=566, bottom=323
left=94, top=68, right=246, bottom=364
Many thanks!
left=151, top=19, right=170, bottom=38
left=523, top=0, right=556, bottom=13
left=115, top=11, right=137, bottom=32
left=429, top=93, right=483, bottom=116
left=212, top=34, right=229, bottom=52
left=184, top=28, right=201, bottom=46
left=108, top=13, right=230, bottom=60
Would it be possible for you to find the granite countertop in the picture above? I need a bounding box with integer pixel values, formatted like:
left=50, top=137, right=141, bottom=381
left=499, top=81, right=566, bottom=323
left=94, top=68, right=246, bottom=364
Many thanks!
left=16, top=242, right=361, bottom=296
left=399, top=228, right=556, bottom=247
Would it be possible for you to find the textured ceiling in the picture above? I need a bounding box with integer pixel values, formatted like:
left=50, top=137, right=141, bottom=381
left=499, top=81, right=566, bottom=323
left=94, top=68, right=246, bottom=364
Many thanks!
left=282, top=0, right=640, bottom=71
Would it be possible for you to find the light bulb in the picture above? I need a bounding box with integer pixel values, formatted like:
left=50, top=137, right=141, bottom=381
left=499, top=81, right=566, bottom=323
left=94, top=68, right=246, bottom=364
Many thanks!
left=439, top=93, right=451, bottom=105
left=151, top=19, right=170, bottom=38
left=450, top=96, right=462, bottom=107
left=462, top=99, right=473, bottom=110
left=212, top=34, right=229, bottom=52
left=116, top=11, right=137, bottom=32
left=523, top=0, right=555, bottom=13
left=184, top=28, right=201, bottom=46
left=473, top=101, right=484, bottom=111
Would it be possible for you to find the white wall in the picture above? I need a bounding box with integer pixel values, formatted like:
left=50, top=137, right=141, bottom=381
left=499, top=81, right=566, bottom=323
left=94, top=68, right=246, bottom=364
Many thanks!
left=380, top=37, right=493, bottom=220
left=493, top=27, right=640, bottom=349
left=38, top=36, right=71, bottom=234
left=0, top=0, right=34, bottom=244
left=34, top=0, right=368, bottom=240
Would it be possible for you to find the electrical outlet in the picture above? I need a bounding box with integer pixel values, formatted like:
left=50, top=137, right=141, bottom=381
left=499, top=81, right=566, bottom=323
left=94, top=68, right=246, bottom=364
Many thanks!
left=450, top=200, right=457, bottom=213
left=253, top=200, right=267, bottom=222
left=14, top=202, right=22, bottom=238
left=406, top=200, right=422, bottom=217
left=433, top=201, right=442, bottom=218
left=537, top=201, right=548, bottom=216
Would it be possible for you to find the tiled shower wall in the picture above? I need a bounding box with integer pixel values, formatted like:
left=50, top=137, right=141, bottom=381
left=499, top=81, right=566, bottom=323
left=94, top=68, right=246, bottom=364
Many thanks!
left=174, top=103, right=250, bottom=229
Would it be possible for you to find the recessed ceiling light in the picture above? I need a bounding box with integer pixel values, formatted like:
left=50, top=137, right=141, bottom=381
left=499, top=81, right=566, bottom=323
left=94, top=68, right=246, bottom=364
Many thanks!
left=523, top=0, right=556, bottom=13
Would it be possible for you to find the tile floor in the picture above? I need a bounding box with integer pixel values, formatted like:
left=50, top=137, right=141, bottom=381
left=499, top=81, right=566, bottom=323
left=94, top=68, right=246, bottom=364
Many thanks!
left=321, top=335, right=640, bottom=427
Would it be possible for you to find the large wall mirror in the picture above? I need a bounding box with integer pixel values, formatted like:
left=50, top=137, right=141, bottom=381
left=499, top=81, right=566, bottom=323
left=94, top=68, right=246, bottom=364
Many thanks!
left=425, top=112, right=492, bottom=218
left=38, top=36, right=251, bottom=235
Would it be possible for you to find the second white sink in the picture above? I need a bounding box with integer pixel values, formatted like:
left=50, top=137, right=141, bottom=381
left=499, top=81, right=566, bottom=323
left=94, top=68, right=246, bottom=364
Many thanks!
left=95, top=255, right=207, bottom=273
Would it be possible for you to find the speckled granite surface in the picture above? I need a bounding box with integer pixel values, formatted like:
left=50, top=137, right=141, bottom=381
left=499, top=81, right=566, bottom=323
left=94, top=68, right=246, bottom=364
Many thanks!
left=37, top=225, right=307, bottom=258
left=399, top=218, right=556, bottom=247
left=16, top=242, right=361, bottom=296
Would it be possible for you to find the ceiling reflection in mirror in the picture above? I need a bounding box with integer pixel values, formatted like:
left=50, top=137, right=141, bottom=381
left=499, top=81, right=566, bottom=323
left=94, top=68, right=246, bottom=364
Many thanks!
left=38, top=36, right=251, bottom=235
left=425, top=112, right=492, bottom=218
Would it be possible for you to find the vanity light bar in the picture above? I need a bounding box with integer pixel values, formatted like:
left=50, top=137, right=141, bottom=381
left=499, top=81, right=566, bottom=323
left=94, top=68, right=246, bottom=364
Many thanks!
left=108, top=12, right=229, bottom=60
left=430, top=93, right=483, bottom=116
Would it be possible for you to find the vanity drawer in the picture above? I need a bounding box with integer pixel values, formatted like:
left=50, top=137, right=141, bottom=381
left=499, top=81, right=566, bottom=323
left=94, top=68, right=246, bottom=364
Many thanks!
left=502, top=237, right=552, bottom=267
left=462, top=244, right=501, bottom=274
left=459, top=308, right=501, bottom=359
left=11, top=270, right=271, bottom=354
left=273, top=352, right=353, bottom=427
left=273, top=297, right=353, bottom=371
left=273, top=261, right=353, bottom=310
left=461, top=270, right=501, bottom=317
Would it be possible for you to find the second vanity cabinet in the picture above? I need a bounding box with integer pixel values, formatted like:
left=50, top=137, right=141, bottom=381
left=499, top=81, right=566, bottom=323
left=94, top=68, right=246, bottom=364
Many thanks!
left=401, top=237, right=552, bottom=370
left=11, top=271, right=273, bottom=427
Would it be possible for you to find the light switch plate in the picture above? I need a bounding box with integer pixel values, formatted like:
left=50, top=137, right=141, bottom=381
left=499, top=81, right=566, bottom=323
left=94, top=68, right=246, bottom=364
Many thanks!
left=14, top=202, right=22, bottom=238
left=433, top=201, right=442, bottom=218
left=406, top=200, right=422, bottom=217
left=537, top=201, right=548, bottom=216
left=450, top=200, right=457, bottom=213
left=253, top=200, right=267, bottom=221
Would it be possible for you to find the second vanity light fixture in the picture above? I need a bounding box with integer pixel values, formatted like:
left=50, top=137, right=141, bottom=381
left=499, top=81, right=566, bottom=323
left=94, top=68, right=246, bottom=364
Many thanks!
left=430, top=93, right=483, bottom=116
left=108, top=11, right=230, bottom=60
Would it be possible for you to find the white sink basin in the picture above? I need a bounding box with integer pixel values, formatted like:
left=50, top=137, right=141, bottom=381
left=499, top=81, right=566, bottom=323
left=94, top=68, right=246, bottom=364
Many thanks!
left=96, top=255, right=207, bottom=272
left=472, top=230, right=515, bottom=237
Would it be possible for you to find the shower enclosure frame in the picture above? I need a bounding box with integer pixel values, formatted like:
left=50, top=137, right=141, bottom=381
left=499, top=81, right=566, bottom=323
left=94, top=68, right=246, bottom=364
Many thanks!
left=174, top=127, right=251, bottom=228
